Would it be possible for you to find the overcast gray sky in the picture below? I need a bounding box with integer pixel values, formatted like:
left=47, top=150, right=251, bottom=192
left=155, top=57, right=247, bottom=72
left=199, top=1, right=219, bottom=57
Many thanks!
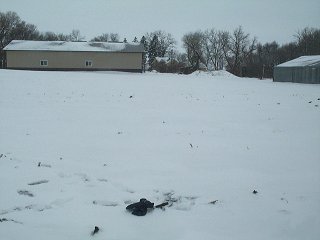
left=1, top=0, right=319, bottom=50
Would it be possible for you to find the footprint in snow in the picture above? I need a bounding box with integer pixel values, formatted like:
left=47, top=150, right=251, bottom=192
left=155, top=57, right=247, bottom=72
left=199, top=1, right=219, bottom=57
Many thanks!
left=125, top=189, right=135, bottom=194
left=110, top=181, right=135, bottom=193
left=75, top=173, right=90, bottom=182
left=93, top=200, right=119, bottom=207
left=124, top=200, right=134, bottom=205
left=0, top=218, right=23, bottom=224
left=0, top=198, right=73, bottom=216
left=0, top=204, right=51, bottom=215
left=174, top=199, right=196, bottom=211
left=50, top=198, right=73, bottom=207
left=58, top=172, right=72, bottom=178
left=161, top=191, right=197, bottom=211
left=296, top=195, right=307, bottom=202
left=278, top=209, right=291, bottom=215
left=97, top=178, right=108, bottom=183
left=33, top=205, right=52, bottom=212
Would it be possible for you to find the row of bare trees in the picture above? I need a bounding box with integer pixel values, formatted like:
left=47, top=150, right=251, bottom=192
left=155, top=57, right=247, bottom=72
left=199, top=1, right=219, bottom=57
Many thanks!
left=183, top=27, right=257, bottom=75
left=182, top=26, right=257, bottom=75
left=244, top=27, right=320, bottom=78
left=0, top=12, right=87, bottom=48
left=91, top=33, right=120, bottom=42
left=182, top=26, right=320, bottom=77
left=1, top=10, right=319, bottom=76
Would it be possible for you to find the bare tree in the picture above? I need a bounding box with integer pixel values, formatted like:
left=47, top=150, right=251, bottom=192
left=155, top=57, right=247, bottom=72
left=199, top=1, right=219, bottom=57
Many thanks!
left=277, top=42, right=299, bottom=63
left=0, top=11, right=40, bottom=67
left=69, top=29, right=85, bottom=41
left=109, top=33, right=119, bottom=42
left=9, top=21, right=39, bottom=40
left=144, top=30, right=176, bottom=70
left=146, top=30, right=176, bottom=57
left=155, top=30, right=176, bottom=56
left=56, top=33, right=70, bottom=41
left=0, top=11, right=21, bottom=49
left=37, top=31, right=70, bottom=41
left=203, top=29, right=228, bottom=70
left=295, top=27, right=320, bottom=55
left=147, top=34, right=159, bottom=68
left=38, top=31, right=59, bottom=41
left=182, top=31, right=205, bottom=70
left=91, top=33, right=110, bottom=42
left=223, top=26, right=256, bottom=76
left=91, top=33, right=120, bottom=42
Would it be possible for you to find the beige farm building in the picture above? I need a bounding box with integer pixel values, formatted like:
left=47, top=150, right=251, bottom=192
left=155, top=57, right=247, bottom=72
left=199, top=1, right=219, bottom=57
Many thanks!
left=4, top=40, right=145, bottom=72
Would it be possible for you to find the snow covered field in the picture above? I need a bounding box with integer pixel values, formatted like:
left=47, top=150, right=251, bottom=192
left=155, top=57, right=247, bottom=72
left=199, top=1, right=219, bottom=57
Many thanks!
left=0, top=70, right=319, bottom=240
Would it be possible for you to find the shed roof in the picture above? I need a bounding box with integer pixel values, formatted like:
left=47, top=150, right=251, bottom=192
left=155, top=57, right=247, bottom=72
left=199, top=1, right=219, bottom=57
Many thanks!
left=277, top=55, right=320, bottom=67
left=4, top=40, right=144, bottom=53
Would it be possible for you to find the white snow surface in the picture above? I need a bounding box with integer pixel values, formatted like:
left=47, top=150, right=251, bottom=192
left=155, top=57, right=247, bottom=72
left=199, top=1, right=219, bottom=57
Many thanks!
left=277, top=55, right=320, bottom=67
left=4, top=40, right=142, bottom=52
left=0, top=70, right=320, bottom=240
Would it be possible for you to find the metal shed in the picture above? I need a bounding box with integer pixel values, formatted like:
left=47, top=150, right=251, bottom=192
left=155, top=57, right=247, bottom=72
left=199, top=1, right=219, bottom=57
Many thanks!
left=3, top=40, right=145, bottom=72
left=273, top=55, right=320, bottom=84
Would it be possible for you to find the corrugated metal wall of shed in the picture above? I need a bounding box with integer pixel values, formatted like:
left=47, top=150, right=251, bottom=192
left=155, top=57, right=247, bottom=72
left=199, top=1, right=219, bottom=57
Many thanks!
left=274, top=65, right=320, bottom=84
left=310, top=63, right=320, bottom=84
left=292, top=67, right=302, bottom=83
left=274, top=67, right=291, bottom=82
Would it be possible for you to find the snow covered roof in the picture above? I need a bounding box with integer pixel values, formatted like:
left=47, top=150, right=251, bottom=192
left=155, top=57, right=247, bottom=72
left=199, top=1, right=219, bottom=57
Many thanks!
left=155, top=57, right=170, bottom=63
left=277, top=55, right=320, bottom=67
left=4, top=40, right=144, bottom=53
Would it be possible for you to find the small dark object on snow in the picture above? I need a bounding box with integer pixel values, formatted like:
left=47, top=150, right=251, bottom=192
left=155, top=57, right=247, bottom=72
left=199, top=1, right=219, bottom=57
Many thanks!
left=308, top=101, right=312, bottom=103
left=0, top=218, right=22, bottom=224
left=253, top=190, right=258, bottom=194
left=28, top=179, right=49, bottom=185
left=0, top=154, right=3, bottom=158
left=277, top=102, right=280, bottom=105
left=38, top=162, right=41, bottom=167
left=190, top=143, right=193, bottom=148
left=17, top=190, right=34, bottom=197
left=39, top=163, right=51, bottom=168
left=126, top=198, right=154, bottom=216
left=155, top=202, right=169, bottom=209
left=209, top=200, right=218, bottom=205
left=129, top=95, right=133, bottom=98
left=318, top=98, right=320, bottom=100
left=315, top=105, right=319, bottom=107
left=91, top=226, right=99, bottom=236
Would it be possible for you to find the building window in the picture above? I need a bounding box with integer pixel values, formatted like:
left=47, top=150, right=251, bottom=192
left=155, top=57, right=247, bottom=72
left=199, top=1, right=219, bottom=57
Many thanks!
left=85, top=60, right=92, bottom=67
left=40, top=60, right=48, bottom=66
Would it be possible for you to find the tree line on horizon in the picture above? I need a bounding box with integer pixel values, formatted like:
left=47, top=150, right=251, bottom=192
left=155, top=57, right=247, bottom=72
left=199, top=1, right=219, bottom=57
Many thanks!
left=1, top=11, right=319, bottom=78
